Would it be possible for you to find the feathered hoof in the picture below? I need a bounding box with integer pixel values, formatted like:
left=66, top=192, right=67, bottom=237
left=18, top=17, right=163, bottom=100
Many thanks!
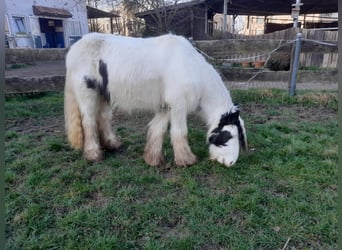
left=101, top=138, right=122, bottom=151
left=174, top=154, right=198, bottom=167
left=84, top=149, right=103, bottom=162
left=144, top=152, right=165, bottom=167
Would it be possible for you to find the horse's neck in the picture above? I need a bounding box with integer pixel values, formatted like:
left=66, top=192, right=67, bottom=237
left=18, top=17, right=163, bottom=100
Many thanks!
left=200, top=80, right=233, bottom=131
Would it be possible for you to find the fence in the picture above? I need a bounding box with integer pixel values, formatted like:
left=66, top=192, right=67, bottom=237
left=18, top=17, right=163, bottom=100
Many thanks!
left=195, top=28, right=338, bottom=68
left=219, top=27, right=338, bottom=41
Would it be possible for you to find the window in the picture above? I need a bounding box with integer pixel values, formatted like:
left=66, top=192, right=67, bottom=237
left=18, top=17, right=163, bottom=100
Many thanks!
left=13, top=16, right=27, bottom=34
left=5, top=15, right=10, bottom=34
left=48, top=20, right=55, bottom=27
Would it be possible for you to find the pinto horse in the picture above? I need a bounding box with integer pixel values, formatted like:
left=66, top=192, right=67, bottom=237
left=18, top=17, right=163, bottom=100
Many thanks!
left=64, top=33, right=247, bottom=167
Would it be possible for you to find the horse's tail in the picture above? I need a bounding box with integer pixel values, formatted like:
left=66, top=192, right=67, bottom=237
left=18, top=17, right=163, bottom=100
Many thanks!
left=64, top=73, right=83, bottom=149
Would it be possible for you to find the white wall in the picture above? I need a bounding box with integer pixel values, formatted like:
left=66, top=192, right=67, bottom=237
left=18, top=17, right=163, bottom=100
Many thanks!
left=5, top=0, right=89, bottom=48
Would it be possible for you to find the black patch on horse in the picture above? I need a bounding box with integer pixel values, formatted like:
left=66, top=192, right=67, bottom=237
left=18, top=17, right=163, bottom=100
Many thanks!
left=217, top=106, right=240, bottom=129
left=84, top=59, right=110, bottom=103
left=98, top=60, right=110, bottom=102
left=237, top=121, right=247, bottom=151
left=85, top=77, right=97, bottom=89
left=209, top=129, right=233, bottom=147
left=209, top=104, right=246, bottom=150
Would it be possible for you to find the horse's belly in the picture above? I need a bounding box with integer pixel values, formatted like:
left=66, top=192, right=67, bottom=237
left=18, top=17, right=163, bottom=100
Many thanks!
left=109, top=80, right=164, bottom=113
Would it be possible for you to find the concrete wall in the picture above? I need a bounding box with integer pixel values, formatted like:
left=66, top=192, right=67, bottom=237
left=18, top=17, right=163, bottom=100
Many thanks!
left=219, top=67, right=338, bottom=83
left=5, top=41, right=337, bottom=85
left=5, top=48, right=67, bottom=64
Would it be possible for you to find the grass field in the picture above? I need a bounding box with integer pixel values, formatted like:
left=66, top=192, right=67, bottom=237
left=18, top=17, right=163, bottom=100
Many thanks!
left=5, top=89, right=338, bottom=249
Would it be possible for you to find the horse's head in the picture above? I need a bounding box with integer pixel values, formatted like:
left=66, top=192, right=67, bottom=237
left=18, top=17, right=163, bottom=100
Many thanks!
left=208, top=104, right=247, bottom=167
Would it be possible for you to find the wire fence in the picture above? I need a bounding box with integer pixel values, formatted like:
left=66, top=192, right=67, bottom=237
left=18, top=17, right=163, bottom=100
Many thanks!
left=194, top=36, right=338, bottom=83
left=195, top=38, right=337, bottom=63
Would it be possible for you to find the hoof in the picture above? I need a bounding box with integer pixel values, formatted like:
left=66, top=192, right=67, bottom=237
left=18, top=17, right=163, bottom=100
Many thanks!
left=84, top=149, right=103, bottom=162
left=144, top=152, right=165, bottom=167
left=174, top=154, right=198, bottom=167
left=101, top=137, right=122, bottom=151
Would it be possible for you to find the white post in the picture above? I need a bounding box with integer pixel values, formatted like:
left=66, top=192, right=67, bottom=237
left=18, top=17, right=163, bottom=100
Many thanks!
left=223, top=0, right=228, bottom=33
left=204, top=5, right=208, bottom=34
left=291, top=0, right=303, bottom=28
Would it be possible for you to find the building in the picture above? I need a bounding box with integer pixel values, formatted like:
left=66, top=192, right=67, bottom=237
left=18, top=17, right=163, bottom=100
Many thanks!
left=5, top=0, right=89, bottom=48
left=242, top=13, right=338, bottom=36
left=135, top=0, right=212, bottom=40
left=87, top=2, right=145, bottom=37
left=135, top=0, right=338, bottom=40
left=86, top=6, right=121, bottom=34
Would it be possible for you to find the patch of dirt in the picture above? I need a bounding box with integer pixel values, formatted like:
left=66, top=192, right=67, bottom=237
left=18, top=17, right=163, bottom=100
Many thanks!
left=5, top=104, right=336, bottom=141
left=111, top=110, right=154, bottom=131
left=5, top=116, right=64, bottom=137
left=242, top=104, right=337, bottom=124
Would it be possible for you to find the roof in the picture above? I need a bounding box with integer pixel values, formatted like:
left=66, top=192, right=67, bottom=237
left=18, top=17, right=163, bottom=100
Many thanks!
left=209, top=0, right=338, bottom=16
left=32, top=5, right=72, bottom=18
left=86, top=6, right=120, bottom=19
left=136, top=0, right=338, bottom=17
left=136, top=0, right=206, bottom=17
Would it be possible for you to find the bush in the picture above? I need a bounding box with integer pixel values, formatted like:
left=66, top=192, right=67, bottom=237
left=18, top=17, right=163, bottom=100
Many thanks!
left=266, top=52, right=291, bottom=71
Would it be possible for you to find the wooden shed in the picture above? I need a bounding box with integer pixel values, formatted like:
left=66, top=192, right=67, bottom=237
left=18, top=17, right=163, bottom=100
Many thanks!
left=135, top=0, right=211, bottom=40
left=135, top=0, right=337, bottom=40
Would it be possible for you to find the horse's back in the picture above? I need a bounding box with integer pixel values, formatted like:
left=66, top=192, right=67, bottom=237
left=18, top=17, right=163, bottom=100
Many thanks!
left=65, top=33, right=215, bottom=112
left=66, top=33, right=201, bottom=72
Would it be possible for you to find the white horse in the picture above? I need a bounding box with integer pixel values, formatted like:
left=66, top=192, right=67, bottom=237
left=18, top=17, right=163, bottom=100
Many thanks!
left=64, top=33, right=247, bottom=167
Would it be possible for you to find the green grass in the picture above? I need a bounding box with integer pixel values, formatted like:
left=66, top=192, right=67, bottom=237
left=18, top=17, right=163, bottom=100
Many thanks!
left=5, top=89, right=338, bottom=249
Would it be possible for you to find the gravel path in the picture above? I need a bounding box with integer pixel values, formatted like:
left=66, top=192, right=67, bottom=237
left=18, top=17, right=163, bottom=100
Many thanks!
left=5, top=60, right=338, bottom=91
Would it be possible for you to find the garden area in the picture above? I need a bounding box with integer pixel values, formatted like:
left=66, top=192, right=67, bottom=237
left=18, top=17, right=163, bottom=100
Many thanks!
left=5, top=88, right=338, bottom=249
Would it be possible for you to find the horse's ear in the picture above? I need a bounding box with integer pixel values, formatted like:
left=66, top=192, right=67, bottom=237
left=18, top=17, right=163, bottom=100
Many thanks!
left=227, top=104, right=240, bottom=122
left=230, top=104, right=240, bottom=114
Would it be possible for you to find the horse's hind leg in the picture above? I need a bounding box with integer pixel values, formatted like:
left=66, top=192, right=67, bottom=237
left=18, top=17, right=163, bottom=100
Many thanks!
left=144, top=111, right=169, bottom=166
left=78, top=91, right=103, bottom=162
left=97, top=98, right=121, bottom=150
left=170, top=106, right=197, bottom=167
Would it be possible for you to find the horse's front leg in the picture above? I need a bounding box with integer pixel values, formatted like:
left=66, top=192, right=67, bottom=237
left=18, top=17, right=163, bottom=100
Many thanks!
left=170, top=106, right=197, bottom=167
left=144, top=111, right=169, bottom=167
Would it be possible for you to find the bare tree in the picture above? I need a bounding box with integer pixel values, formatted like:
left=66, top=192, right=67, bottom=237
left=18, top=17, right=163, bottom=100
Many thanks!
left=86, top=0, right=123, bottom=34
left=85, top=0, right=186, bottom=37
left=88, top=19, right=105, bottom=32
left=86, top=0, right=102, bottom=7
left=123, top=0, right=183, bottom=36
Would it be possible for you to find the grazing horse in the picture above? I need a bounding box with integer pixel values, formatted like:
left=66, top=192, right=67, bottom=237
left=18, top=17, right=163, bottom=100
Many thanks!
left=64, top=33, right=247, bottom=167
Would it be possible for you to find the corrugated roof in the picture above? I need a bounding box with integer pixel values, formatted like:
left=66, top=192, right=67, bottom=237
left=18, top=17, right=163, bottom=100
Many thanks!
left=208, top=0, right=338, bottom=16
left=87, top=6, right=120, bottom=19
left=32, top=5, right=72, bottom=18
left=136, top=0, right=338, bottom=17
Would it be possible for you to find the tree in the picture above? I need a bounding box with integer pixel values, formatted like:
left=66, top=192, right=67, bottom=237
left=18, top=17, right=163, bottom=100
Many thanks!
left=85, top=0, right=186, bottom=37
left=124, top=0, right=181, bottom=35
